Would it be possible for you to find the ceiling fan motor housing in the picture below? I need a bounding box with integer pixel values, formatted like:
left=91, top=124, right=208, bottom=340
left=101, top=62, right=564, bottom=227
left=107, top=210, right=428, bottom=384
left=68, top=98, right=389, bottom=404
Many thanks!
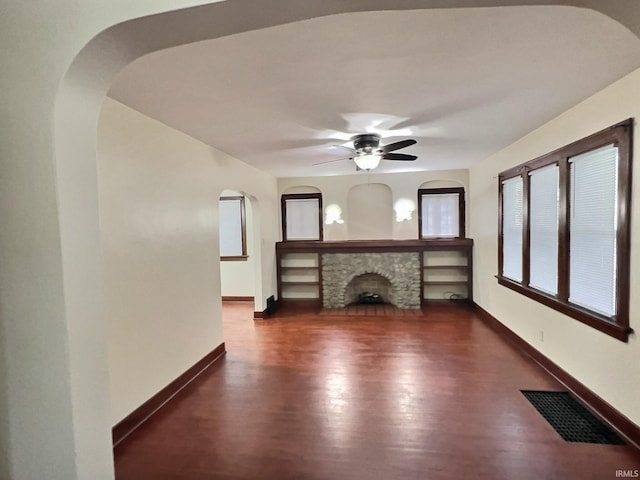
left=352, top=133, right=381, bottom=154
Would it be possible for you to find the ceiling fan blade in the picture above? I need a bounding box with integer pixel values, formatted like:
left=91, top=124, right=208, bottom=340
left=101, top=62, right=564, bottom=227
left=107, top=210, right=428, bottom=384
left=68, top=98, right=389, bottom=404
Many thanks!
left=382, top=139, right=417, bottom=153
left=312, top=156, right=352, bottom=166
left=382, top=153, right=417, bottom=161
left=328, top=145, right=356, bottom=155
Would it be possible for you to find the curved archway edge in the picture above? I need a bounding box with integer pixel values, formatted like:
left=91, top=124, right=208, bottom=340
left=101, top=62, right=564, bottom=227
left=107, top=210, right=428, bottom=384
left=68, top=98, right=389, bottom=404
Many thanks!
left=2, top=1, right=640, bottom=479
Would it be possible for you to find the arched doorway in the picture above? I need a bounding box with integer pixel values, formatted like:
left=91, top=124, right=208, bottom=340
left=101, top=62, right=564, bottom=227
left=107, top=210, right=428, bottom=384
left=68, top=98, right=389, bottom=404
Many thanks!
left=1, top=2, right=635, bottom=478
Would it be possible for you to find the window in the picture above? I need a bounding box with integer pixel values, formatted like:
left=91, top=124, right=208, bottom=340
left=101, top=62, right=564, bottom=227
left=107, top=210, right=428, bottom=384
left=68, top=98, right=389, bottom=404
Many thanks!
left=418, top=187, right=465, bottom=238
left=219, top=196, right=247, bottom=260
left=529, top=165, right=558, bottom=294
left=568, top=146, right=618, bottom=316
left=498, top=119, right=633, bottom=341
left=281, top=193, right=323, bottom=241
left=501, top=177, right=523, bottom=282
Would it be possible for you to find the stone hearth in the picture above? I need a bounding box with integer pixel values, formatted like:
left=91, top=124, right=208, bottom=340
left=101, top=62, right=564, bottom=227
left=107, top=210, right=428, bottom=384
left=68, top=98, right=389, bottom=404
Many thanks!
left=322, top=252, right=421, bottom=309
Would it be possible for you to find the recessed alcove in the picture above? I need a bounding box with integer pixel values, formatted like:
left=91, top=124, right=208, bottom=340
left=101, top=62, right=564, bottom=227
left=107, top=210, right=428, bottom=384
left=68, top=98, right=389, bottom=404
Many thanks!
left=347, top=183, right=393, bottom=240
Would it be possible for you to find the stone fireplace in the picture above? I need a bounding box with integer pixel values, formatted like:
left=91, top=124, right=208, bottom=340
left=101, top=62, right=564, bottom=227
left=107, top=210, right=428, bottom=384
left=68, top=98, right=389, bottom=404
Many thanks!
left=322, top=252, right=421, bottom=309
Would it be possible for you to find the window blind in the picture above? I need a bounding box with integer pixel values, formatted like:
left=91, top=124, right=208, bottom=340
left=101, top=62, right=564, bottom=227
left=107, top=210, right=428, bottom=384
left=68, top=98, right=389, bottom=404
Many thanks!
left=421, top=193, right=459, bottom=237
left=529, top=165, right=559, bottom=294
left=568, top=144, right=618, bottom=317
left=285, top=198, right=320, bottom=240
left=502, top=176, right=523, bottom=282
left=219, top=198, right=243, bottom=257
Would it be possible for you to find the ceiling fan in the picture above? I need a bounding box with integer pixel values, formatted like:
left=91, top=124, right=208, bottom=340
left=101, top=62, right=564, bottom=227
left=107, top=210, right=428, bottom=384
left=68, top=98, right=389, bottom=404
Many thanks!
left=314, top=133, right=417, bottom=171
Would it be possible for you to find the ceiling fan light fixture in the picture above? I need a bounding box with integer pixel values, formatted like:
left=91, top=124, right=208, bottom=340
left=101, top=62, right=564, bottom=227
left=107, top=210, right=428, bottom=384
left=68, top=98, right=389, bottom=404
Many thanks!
left=354, top=153, right=382, bottom=170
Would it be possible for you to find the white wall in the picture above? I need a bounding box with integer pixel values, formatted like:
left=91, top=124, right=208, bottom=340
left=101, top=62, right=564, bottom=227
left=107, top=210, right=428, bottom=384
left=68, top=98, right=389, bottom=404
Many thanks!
left=469, top=67, right=640, bottom=427
left=98, top=98, right=278, bottom=424
left=278, top=169, right=469, bottom=241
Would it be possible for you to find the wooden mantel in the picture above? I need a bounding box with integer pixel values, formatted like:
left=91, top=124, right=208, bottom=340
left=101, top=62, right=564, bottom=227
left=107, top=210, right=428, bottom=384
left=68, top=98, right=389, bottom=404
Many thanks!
left=276, top=238, right=473, bottom=254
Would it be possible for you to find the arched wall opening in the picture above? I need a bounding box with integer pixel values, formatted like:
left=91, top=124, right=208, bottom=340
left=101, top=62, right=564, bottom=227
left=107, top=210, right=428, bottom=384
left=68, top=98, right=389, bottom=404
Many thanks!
left=281, top=185, right=322, bottom=194
left=280, top=185, right=322, bottom=241
left=418, top=179, right=468, bottom=238
left=24, top=2, right=637, bottom=479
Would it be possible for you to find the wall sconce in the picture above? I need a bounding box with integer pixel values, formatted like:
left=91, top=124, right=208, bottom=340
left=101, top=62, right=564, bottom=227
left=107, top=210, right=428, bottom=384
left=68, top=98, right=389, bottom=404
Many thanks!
left=394, top=198, right=415, bottom=222
left=325, top=204, right=345, bottom=224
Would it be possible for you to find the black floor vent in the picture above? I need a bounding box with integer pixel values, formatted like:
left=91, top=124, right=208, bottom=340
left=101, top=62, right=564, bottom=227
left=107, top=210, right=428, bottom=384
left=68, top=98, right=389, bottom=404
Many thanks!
left=521, top=390, right=625, bottom=445
left=266, top=295, right=277, bottom=316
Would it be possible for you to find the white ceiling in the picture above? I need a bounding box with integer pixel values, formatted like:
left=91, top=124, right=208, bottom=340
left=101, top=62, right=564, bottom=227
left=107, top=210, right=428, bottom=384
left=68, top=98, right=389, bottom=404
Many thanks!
left=108, top=6, right=640, bottom=178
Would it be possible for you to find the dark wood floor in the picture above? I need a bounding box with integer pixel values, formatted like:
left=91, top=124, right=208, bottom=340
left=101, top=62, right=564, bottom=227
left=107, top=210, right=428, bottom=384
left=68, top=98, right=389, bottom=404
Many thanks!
left=114, top=302, right=639, bottom=479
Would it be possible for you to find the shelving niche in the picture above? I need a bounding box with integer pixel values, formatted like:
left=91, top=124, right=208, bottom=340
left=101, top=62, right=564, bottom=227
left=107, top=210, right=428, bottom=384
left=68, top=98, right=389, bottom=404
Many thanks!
left=278, top=252, right=320, bottom=302
left=423, top=248, right=472, bottom=301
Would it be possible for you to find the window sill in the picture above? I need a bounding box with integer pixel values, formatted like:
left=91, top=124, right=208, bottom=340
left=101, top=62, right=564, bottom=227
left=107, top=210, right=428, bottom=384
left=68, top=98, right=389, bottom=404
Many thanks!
left=496, top=276, right=632, bottom=342
left=220, top=255, right=248, bottom=262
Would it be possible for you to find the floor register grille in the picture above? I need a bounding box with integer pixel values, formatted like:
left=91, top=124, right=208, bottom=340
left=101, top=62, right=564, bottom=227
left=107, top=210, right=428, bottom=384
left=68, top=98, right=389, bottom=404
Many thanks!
left=521, top=390, right=625, bottom=445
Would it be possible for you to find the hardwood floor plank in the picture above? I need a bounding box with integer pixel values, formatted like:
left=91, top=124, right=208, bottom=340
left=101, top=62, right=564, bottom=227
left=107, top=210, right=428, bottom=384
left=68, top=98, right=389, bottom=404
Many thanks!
left=114, top=302, right=639, bottom=479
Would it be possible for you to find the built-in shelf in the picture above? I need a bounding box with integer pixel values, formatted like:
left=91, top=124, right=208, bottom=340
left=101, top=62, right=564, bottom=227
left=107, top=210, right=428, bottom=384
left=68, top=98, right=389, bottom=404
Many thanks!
left=424, top=265, right=468, bottom=270
left=423, top=245, right=471, bottom=301
left=276, top=251, right=320, bottom=303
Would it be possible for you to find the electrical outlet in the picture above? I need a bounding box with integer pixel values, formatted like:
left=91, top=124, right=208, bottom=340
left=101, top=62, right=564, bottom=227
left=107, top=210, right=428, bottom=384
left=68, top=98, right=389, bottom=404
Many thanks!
left=538, top=330, right=544, bottom=342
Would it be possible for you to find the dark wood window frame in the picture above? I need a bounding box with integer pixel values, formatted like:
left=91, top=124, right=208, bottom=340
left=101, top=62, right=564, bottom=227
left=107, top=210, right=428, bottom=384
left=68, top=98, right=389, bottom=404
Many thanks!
left=281, top=193, right=324, bottom=242
left=497, top=119, right=633, bottom=342
left=418, top=187, right=466, bottom=239
left=219, top=196, right=248, bottom=261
